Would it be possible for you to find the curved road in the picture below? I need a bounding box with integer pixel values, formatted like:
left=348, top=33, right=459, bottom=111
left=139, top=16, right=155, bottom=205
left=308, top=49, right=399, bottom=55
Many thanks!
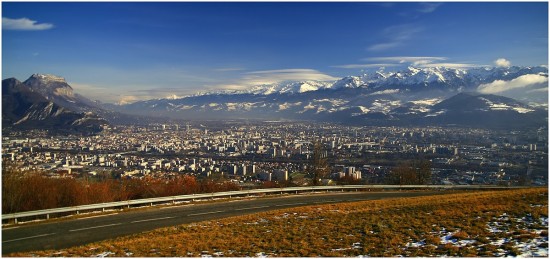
left=3, top=191, right=443, bottom=255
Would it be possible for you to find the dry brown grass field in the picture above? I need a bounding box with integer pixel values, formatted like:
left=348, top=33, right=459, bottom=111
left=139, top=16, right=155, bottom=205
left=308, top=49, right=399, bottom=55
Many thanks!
left=9, top=188, right=548, bottom=257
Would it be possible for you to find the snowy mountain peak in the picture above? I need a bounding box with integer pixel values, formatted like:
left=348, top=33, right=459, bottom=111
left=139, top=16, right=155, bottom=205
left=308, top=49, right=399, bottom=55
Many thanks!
left=332, top=76, right=365, bottom=89
left=243, top=80, right=333, bottom=95
left=29, top=74, right=67, bottom=83
left=24, top=73, right=75, bottom=100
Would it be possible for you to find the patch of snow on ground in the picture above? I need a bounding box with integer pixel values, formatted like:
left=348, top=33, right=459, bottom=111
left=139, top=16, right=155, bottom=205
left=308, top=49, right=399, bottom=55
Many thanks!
left=177, top=105, right=195, bottom=110
left=352, top=242, right=362, bottom=249
left=316, top=105, right=326, bottom=113
left=300, top=103, right=316, bottom=113
left=368, top=89, right=400, bottom=96
left=410, top=98, right=442, bottom=106
left=94, top=251, right=114, bottom=257
left=358, top=106, right=370, bottom=113
left=484, top=213, right=549, bottom=256
left=331, top=248, right=350, bottom=252
left=489, top=103, right=511, bottom=111
left=370, top=99, right=401, bottom=113
left=406, top=241, right=426, bottom=248
left=225, top=103, right=237, bottom=111
left=331, top=242, right=362, bottom=252
left=425, top=110, right=447, bottom=117
left=408, top=106, right=431, bottom=113
left=513, top=107, right=535, bottom=113
left=313, top=98, right=349, bottom=106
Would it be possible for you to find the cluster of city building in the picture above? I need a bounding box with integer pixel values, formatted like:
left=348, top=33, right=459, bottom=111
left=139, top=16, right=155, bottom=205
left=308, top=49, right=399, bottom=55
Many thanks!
left=2, top=121, right=547, bottom=186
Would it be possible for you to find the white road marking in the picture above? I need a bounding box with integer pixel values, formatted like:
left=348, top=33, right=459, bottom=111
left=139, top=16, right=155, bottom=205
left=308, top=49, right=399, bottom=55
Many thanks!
left=188, top=210, right=225, bottom=216
left=77, top=213, right=119, bottom=220
left=3, top=233, right=56, bottom=243
left=275, top=202, right=306, bottom=207
left=3, top=226, right=20, bottom=230
left=69, top=223, right=121, bottom=232
left=131, top=216, right=174, bottom=223
left=234, top=206, right=270, bottom=211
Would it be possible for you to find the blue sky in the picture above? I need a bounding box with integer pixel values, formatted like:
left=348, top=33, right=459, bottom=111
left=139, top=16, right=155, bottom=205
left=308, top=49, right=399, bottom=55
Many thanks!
left=2, top=2, right=548, bottom=104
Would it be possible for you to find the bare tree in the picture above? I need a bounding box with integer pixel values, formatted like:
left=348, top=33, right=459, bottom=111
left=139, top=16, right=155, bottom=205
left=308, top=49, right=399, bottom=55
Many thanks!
left=387, top=160, right=432, bottom=185
left=308, top=141, right=330, bottom=185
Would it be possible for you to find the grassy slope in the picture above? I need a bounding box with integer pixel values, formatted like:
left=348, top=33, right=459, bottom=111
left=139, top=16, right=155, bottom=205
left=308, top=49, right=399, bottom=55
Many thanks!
left=10, top=188, right=548, bottom=257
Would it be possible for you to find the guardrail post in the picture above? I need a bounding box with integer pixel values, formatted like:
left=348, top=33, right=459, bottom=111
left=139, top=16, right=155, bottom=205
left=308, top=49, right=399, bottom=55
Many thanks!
left=102, top=207, right=105, bottom=212
left=76, top=210, right=79, bottom=215
left=46, top=214, right=50, bottom=220
left=14, top=218, right=17, bottom=224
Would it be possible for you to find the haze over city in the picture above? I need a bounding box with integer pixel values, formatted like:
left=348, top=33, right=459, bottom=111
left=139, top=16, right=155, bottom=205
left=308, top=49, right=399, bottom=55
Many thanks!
left=3, top=2, right=548, bottom=104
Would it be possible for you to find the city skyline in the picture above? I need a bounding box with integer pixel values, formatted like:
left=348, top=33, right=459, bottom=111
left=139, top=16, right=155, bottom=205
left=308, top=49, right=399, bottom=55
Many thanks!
left=2, top=1, right=548, bottom=103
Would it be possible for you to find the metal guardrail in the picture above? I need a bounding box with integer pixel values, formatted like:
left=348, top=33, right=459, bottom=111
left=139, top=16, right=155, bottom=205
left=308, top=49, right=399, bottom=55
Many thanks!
left=2, top=184, right=520, bottom=224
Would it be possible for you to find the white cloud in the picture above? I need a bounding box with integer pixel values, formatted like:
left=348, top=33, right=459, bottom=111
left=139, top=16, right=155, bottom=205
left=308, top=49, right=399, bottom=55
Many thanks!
left=70, top=82, right=108, bottom=92
left=363, top=56, right=447, bottom=64
left=69, top=82, right=112, bottom=101
left=217, top=84, right=246, bottom=91
left=478, top=74, right=548, bottom=94
left=62, top=65, right=224, bottom=103
left=244, top=69, right=338, bottom=83
left=399, top=3, right=443, bottom=17
left=418, top=63, right=481, bottom=69
left=527, top=88, right=549, bottom=94
left=2, top=17, right=54, bottom=30
left=117, top=95, right=142, bottom=105
left=361, top=57, right=481, bottom=69
left=367, top=24, right=423, bottom=52
left=494, top=58, right=511, bottom=67
left=417, top=3, right=443, bottom=13
left=70, top=81, right=183, bottom=104
left=367, top=42, right=401, bottom=52
left=331, top=63, right=397, bottom=69
left=213, top=68, right=339, bottom=91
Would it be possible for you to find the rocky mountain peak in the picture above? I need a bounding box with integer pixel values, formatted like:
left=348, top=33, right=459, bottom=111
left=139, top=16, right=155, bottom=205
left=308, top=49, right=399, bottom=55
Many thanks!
left=24, top=73, right=74, bottom=99
left=28, top=73, right=67, bottom=83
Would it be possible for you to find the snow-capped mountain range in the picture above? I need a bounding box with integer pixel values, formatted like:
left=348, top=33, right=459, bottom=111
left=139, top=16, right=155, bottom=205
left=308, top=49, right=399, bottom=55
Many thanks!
left=191, top=66, right=548, bottom=97
left=114, top=65, right=547, bottom=129
left=2, top=65, right=548, bottom=132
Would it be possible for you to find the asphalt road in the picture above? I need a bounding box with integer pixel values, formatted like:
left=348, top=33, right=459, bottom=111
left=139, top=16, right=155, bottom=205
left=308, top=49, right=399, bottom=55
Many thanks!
left=2, top=191, right=443, bottom=255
